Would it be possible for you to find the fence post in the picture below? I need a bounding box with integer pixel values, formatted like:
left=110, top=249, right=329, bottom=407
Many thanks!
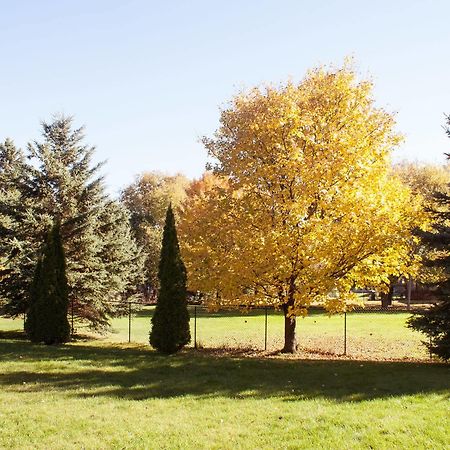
left=264, top=307, right=268, bottom=351
left=194, top=305, right=197, bottom=349
left=128, top=301, right=132, bottom=343
left=71, top=298, right=74, bottom=337
left=429, top=336, right=432, bottom=361
left=343, top=311, right=347, bottom=356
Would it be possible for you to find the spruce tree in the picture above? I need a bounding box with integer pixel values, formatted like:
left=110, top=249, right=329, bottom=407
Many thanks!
left=0, top=116, right=144, bottom=330
left=150, top=205, right=190, bottom=353
left=408, top=120, right=450, bottom=360
left=408, top=184, right=450, bottom=359
left=0, top=139, right=40, bottom=316
left=25, top=223, right=70, bottom=344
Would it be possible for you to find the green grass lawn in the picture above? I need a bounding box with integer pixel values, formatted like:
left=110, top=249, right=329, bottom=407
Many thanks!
left=1, top=308, right=430, bottom=361
left=0, top=332, right=448, bottom=449
left=105, top=307, right=428, bottom=360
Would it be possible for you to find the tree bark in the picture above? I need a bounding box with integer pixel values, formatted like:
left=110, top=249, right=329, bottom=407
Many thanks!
left=406, top=276, right=413, bottom=310
left=282, top=303, right=297, bottom=353
left=381, top=283, right=394, bottom=308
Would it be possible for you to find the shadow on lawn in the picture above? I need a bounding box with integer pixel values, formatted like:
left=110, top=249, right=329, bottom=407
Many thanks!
left=0, top=336, right=448, bottom=403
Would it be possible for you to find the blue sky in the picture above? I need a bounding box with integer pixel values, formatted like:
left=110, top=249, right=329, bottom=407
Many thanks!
left=1, top=0, right=449, bottom=195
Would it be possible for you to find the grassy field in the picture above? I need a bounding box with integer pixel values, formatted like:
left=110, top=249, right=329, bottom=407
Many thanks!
left=1, top=308, right=429, bottom=360
left=103, top=307, right=429, bottom=360
left=1, top=308, right=430, bottom=361
left=0, top=331, right=448, bottom=449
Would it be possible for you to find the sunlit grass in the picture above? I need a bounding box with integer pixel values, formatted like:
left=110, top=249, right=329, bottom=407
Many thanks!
left=0, top=334, right=448, bottom=449
left=1, top=308, right=429, bottom=360
left=103, top=307, right=428, bottom=360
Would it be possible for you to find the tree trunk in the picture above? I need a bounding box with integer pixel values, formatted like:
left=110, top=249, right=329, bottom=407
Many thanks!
left=282, top=303, right=297, bottom=353
left=406, top=276, right=413, bottom=310
left=381, top=283, right=394, bottom=308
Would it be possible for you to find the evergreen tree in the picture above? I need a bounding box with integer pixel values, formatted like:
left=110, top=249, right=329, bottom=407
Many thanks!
left=0, top=116, right=144, bottom=330
left=408, top=118, right=450, bottom=360
left=150, top=205, right=190, bottom=353
left=25, top=223, right=71, bottom=344
left=0, top=139, right=41, bottom=315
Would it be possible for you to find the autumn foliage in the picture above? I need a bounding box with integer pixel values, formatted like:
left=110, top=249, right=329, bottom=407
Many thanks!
left=180, top=64, right=425, bottom=352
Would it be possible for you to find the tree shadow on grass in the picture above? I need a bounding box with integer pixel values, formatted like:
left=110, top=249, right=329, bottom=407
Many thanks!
left=0, top=337, right=448, bottom=403
left=0, top=330, right=27, bottom=340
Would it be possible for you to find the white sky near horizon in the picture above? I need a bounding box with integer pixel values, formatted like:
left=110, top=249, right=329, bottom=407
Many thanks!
left=0, top=0, right=449, bottom=196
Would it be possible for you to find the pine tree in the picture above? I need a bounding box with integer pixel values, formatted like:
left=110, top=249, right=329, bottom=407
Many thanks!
left=408, top=119, right=450, bottom=360
left=150, top=205, right=190, bottom=353
left=25, top=223, right=71, bottom=344
left=0, top=116, right=144, bottom=330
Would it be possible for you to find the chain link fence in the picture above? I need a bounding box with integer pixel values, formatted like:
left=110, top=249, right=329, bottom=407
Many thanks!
left=90, top=303, right=431, bottom=361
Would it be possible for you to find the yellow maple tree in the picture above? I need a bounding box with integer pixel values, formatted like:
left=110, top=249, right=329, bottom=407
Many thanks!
left=180, top=63, right=426, bottom=352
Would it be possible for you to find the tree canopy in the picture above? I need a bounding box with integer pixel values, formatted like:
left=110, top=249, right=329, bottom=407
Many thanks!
left=180, top=64, right=425, bottom=352
left=393, top=161, right=449, bottom=290
left=0, top=116, right=144, bottom=330
left=121, top=172, right=189, bottom=291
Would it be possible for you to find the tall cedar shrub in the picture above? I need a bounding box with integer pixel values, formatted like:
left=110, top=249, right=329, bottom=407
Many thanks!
left=25, top=222, right=70, bottom=344
left=150, top=205, right=190, bottom=353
